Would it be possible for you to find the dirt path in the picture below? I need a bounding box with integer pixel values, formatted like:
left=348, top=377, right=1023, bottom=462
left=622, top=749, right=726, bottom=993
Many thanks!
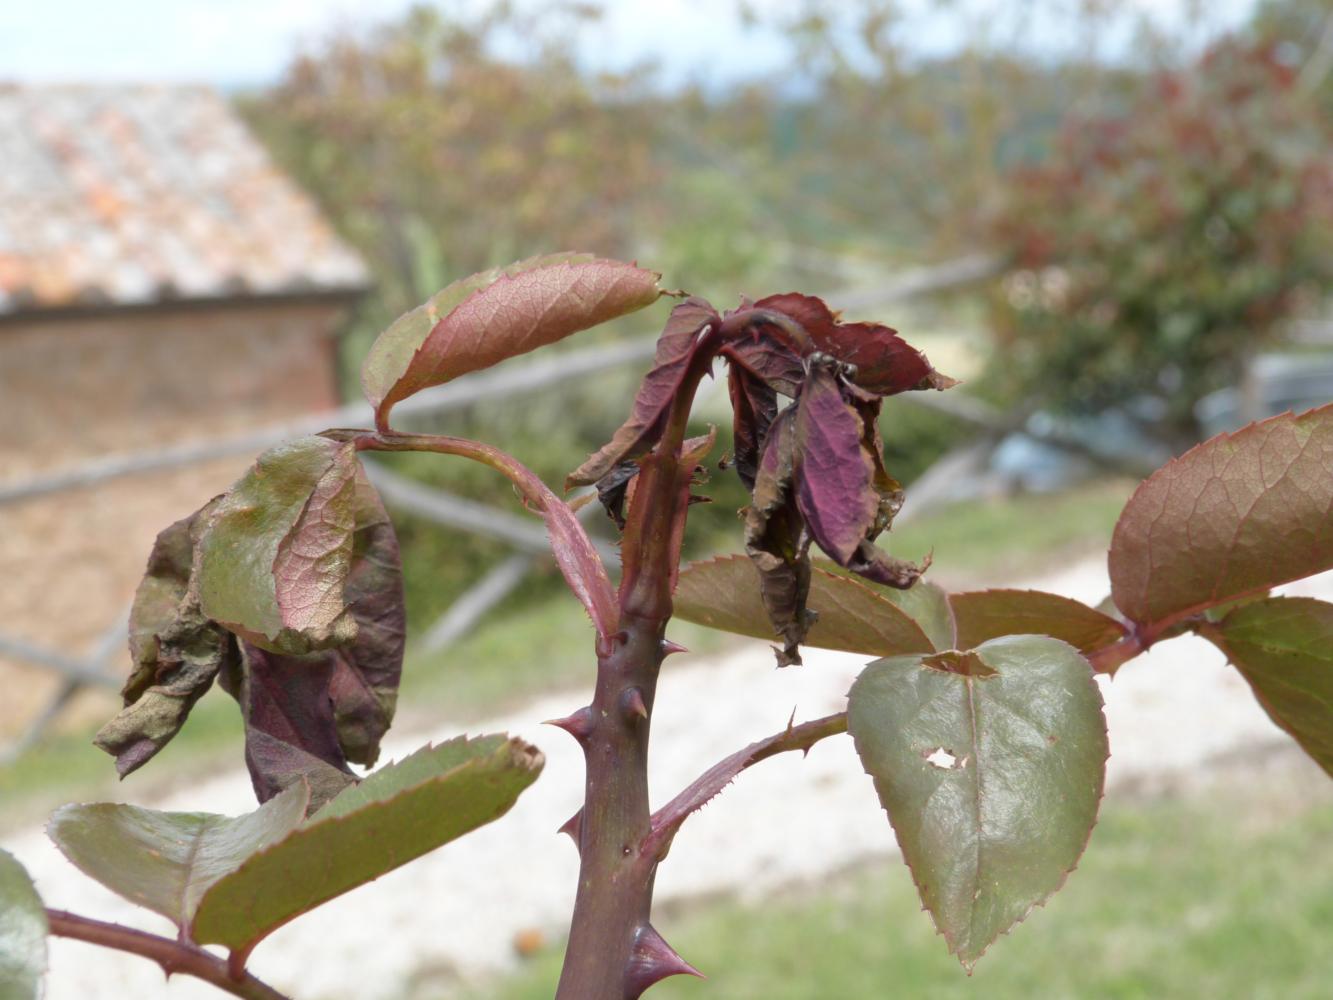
left=5, top=558, right=1325, bottom=1000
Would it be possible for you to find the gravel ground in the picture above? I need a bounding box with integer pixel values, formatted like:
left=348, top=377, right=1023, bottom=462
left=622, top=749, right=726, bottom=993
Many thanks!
left=5, top=557, right=1326, bottom=1000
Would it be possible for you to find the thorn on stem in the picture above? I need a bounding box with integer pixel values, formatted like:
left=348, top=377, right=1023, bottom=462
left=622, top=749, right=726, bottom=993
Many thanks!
left=558, top=808, right=583, bottom=850
left=622, top=686, right=649, bottom=722
left=543, top=706, right=595, bottom=744
left=624, top=923, right=705, bottom=997
left=660, top=638, right=689, bottom=657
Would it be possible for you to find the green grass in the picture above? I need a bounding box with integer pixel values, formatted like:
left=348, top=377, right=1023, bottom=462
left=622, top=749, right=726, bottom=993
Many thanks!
left=458, top=761, right=1333, bottom=1000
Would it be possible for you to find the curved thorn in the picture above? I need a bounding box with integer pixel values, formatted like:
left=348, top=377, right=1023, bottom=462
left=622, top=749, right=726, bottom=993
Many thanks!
left=558, top=808, right=583, bottom=851
left=624, top=923, right=704, bottom=998
left=622, top=686, right=649, bottom=722
left=660, top=639, right=689, bottom=657
left=543, top=706, right=595, bottom=744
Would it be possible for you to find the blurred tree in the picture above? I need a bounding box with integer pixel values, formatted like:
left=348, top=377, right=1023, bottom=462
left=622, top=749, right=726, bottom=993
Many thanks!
left=731, top=0, right=1172, bottom=255
left=1253, top=0, right=1333, bottom=109
left=984, top=34, right=1333, bottom=446
left=238, top=2, right=672, bottom=624
left=240, top=2, right=662, bottom=358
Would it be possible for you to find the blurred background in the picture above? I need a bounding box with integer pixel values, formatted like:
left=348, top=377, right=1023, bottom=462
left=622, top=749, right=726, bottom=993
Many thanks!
left=1, top=1, right=1331, bottom=998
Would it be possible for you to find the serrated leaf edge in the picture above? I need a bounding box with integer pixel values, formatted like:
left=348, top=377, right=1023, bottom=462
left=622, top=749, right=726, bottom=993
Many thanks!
left=189, top=734, right=543, bottom=954
left=848, top=635, right=1108, bottom=971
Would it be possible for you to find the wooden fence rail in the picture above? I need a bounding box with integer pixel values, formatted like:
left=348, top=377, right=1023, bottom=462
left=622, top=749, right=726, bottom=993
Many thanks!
left=0, top=256, right=1005, bottom=760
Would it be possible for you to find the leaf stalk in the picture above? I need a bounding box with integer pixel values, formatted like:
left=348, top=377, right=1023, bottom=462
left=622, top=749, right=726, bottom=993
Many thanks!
left=45, top=910, right=291, bottom=1000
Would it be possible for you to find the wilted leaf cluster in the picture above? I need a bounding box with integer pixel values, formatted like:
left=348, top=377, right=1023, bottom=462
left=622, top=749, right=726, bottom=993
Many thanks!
left=575, top=290, right=955, bottom=664
left=96, top=436, right=406, bottom=813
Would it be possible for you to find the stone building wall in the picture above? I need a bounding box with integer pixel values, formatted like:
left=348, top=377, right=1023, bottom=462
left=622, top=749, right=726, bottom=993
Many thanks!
left=0, top=299, right=348, bottom=735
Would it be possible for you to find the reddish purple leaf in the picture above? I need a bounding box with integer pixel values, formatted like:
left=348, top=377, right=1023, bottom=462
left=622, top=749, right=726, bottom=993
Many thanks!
left=727, top=365, right=779, bottom=493
left=1109, top=404, right=1333, bottom=634
left=363, top=253, right=663, bottom=429
left=323, top=470, right=406, bottom=767
left=793, top=363, right=878, bottom=564
left=721, top=337, right=805, bottom=398
left=236, top=645, right=358, bottom=812
left=794, top=363, right=924, bottom=591
left=271, top=445, right=360, bottom=642
left=743, top=406, right=812, bottom=665
left=755, top=293, right=955, bottom=395
left=567, top=297, right=719, bottom=489
left=218, top=465, right=405, bottom=785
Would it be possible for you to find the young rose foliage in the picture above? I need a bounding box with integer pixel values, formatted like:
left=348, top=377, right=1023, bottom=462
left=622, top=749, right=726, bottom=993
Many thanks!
left=572, top=292, right=955, bottom=664
left=97, top=436, right=406, bottom=812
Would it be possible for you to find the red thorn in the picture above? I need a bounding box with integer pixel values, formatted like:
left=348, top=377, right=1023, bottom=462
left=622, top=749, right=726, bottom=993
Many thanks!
left=558, top=808, right=583, bottom=850
left=542, top=706, right=595, bottom=744
left=624, top=924, right=704, bottom=997
left=660, top=639, right=689, bottom=657
left=622, top=686, right=649, bottom=721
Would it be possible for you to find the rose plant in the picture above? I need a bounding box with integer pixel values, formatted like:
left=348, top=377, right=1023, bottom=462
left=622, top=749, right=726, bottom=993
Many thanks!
left=2, top=253, right=1331, bottom=999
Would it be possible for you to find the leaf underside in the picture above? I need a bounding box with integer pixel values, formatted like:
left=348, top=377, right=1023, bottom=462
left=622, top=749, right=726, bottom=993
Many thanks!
left=1208, top=596, right=1333, bottom=776
left=0, top=850, right=47, bottom=1000
left=674, top=557, right=1122, bottom=660
left=190, top=735, right=543, bottom=955
left=47, top=783, right=309, bottom=929
left=674, top=554, right=934, bottom=657
left=848, top=635, right=1108, bottom=969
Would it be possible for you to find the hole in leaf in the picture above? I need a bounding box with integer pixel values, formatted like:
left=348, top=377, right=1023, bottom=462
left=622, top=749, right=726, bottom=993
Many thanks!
left=924, top=747, right=958, bottom=769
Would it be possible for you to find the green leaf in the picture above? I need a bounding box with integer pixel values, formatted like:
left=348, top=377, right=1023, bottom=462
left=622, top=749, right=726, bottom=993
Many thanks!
left=191, top=735, right=543, bottom=956
left=198, top=436, right=361, bottom=654
left=1109, top=404, right=1333, bottom=633
left=0, top=850, right=46, bottom=1000
left=950, top=589, right=1127, bottom=654
left=679, top=559, right=1124, bottom=661
left=674, top=555, right=934, bottom=657
left=848, top=635, right=1108, bottom=969
left=874, top=578, right=955, bottom=652
left=1207, top=597, right=1333, bottom=776
left=361, top=253, right=663, bottom=428
left=47, top=783, right=309, bottom=929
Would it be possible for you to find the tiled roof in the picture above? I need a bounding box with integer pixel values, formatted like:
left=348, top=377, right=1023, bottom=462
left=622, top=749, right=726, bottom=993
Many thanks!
left=0, top=84, right=369, bottom=315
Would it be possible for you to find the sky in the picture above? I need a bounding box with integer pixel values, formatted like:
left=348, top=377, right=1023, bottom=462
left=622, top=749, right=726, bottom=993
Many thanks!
left=0, top=0, right=1261, bottom=92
